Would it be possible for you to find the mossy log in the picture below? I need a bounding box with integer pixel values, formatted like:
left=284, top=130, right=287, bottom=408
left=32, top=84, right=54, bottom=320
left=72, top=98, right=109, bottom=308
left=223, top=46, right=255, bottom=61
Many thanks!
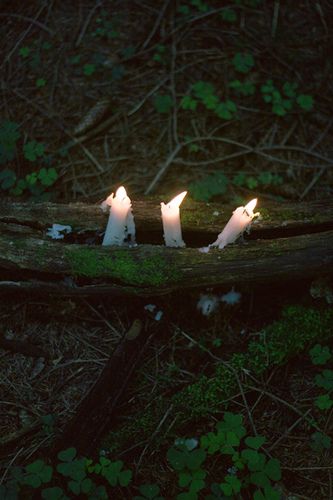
left=1, top=198, right=332, bottom=236
left=0, top=199, right=332, bottom=296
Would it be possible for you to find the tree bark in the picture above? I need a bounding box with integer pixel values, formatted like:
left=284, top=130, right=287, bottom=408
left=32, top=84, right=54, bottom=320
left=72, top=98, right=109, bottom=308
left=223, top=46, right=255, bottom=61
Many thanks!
left=0, top=199, right=332, bottom=296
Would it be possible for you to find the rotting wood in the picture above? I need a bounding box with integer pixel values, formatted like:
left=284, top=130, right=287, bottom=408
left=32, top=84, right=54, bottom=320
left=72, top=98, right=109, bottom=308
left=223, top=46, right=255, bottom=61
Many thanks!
left=52, top=319, right=155, bottom=456
left=1, top=198, right=333, bottom=236
left=0, top=199, right=332, bottom=296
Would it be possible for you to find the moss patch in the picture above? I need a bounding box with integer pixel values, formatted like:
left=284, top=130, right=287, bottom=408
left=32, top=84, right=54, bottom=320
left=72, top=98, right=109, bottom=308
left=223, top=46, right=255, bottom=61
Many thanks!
left=65, top=246, right=181, bottom=286
left=103, top=305, right=333, bottom=453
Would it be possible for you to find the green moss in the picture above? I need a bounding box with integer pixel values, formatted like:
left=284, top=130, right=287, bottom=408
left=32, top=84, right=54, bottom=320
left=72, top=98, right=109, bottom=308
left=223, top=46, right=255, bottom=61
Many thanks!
left=258, top=207, right=270, bottom=220
left=65, top=246, right=180, bottom=286
left=177, top=306, right=333, bottom=419
left=102, top=396, right=168, bottom=453
left=11, top=238, right=28, bottom=250
left=247, top=305, right=333, bottom=374
left=34, top=243, right=48, bottom=261
left=181, top=209, right=216, bottom=227
left=102, top=305, right=333, bottom=453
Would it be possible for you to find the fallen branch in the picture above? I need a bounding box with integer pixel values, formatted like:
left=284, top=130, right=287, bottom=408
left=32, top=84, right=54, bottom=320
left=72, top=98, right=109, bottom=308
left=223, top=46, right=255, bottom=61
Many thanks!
left=52, top=319, right=155, bottom=456
left=0, top=199, right=332, bottom=296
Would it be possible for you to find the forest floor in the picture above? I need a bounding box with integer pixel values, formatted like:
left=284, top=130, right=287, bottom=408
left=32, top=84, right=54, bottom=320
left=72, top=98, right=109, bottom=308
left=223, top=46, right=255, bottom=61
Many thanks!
left=0, top=1, right=333, bottom=499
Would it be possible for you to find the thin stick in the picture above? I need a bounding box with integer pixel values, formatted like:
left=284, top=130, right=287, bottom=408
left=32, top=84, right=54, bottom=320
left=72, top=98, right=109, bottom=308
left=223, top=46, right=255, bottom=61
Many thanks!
left=75, top=1, right=102, bottom=47
left=246, top=384, right=321, bottom=431
left=271, top=1, right=280, bottom=38
left=141, top=0, right=171, bottom=49
left=268, top=409, right=312, bottom=452
left=0, top=12, right=54, bottom=35
left=0, top=447, right=24, bottom=485
left=136, top=404, right=174, bottom=472
left=1, top=5, right=47, bottom=68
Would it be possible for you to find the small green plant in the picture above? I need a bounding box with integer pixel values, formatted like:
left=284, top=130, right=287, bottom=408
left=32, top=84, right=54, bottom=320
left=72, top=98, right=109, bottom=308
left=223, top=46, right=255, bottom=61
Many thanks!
left=154, top=94, right=174, bottom=113
left=190, top=0, right=210, bottom=12
left=0, top=119, right=59, bottom=200
left=232, top=53, right=255, bottom=74
left=36, top=78, right=47, bottom=88
left=23, top=459, right=53, bottom=489
left=220, top=8, right=237, bottom=22
left=93, top=10, right=120, bottom=39
left=38, top=167, right=58, bottom=187
left=0, top=169, right=16, bottom=190
left=233, top=171, right=283, bottom=190
left=23, top=140, right=45, bottom=161
left=310, top=344, right=331, bottom=365
left=69, top=54, right=81, bottom=65
left=261, top=80, right=313, bottom=116
left=178, top=0, right=211, bottom=15
left=153, top=44, right=168, bottom=64
left=309, top=344, right=333, bottom=410
left=0, top=120, right=21, bottom=164
left=189, top=172, right=229, bottom=201
left=201, top=413, right=281, bottom=499
left=88, top=456, right=132, bottom=487
left=310, top=431, right=331, bottom=453
left=229, top=79, right=256, bottom=96
left=167, top=439, right=206, bottom=497
left=134, top=484, right=164, bottom=500
left=19, top=46, right=31, bottom=58
left=181, top=80, right=237, bottom=121
left=41, top=414, right=56, bottom=436
left=1, top=447, right=134, bottom=498
left=83, top=63, right=96, bottom=76
left=189, top=169, right=283, bottom=202
left=181, top=96, right=198, bottom=111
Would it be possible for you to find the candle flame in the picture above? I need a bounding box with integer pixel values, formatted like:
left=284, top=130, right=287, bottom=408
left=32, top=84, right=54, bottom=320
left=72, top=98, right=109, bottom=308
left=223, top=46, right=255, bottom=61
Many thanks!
left=115, top=186, right=127, bottom=200
left=168, top=191, right=187, bottom=208
left=245, top=198, right=257, bottom=214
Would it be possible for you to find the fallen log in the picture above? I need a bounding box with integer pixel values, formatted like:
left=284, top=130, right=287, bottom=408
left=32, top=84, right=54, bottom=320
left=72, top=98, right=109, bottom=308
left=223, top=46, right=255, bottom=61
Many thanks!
left=0, top=199, right=332, bottom=296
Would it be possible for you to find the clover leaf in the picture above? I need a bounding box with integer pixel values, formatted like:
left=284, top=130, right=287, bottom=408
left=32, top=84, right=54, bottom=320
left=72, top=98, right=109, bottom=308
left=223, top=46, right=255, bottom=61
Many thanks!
left=232, top=53, right=255, bottom=73
left=0, top=169, right=16, bottom=189
left=296, top=94, right=313, bottom=111
left=23, top=141, right=45, bottom=162
left=154, top=94, right=174, bottom=113
left=220, top=474, right=241, bottom=496
left=310, top=431, right=331, bottom=452
left=38, top=167, right=58, bottom=186
left=310, top=344, right=331, bottom=365
left=134, top=483, right=164, bottom=500
left=315, top=370, right=333, bottom=391
left=83, top=63, right=96, bottom=76
left=181, top=95, right=198, bottom=111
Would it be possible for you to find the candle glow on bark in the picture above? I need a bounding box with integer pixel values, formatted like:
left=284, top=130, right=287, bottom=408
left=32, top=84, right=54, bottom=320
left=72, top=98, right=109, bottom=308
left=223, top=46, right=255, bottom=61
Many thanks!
left=102, top=186, right=135, bottom=246
left=161, top=191, right=187, bottom=247
left=211, top=198, right=259, bottom=249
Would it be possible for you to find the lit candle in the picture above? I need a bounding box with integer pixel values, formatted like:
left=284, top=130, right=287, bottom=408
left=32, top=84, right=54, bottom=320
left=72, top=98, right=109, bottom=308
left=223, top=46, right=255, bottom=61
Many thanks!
left=102, top=186, right=135, bottom=246
left=161, top=191, right=187, bottom=247
left=210, top=198, right=259, bottom=249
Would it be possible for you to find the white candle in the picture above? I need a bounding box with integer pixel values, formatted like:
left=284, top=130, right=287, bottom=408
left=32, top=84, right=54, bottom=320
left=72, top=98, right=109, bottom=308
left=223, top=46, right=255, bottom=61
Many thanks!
left=102, top=186, right=135, bottom=246
left=211, top=198, right=259, bottom=249
left=161, top=191, right=187, bottom=247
